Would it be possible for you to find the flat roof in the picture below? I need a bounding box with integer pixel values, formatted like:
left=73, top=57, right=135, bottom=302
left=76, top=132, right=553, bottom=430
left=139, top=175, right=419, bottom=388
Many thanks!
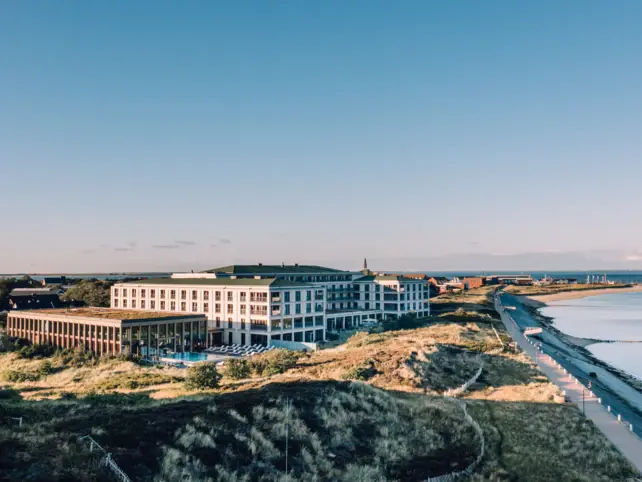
left=11, top=308, right=204, bottom=321
left=118, top=278, right=314, bottom=288
left=204, top=264, right=346, bottom=275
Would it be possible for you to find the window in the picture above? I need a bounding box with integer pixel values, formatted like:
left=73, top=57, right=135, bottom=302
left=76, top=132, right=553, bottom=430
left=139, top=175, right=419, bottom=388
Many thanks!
left=161, top=290, right=166, bottom=299
left=306, top=303, right=311, bottom=313
left=132, top=289, right=137, bottom=297
left=122, top=289, right=127, bottom=297
left=141, top=289, right=146, bottom=298
left=181, top=290, right=187, bottom=300
left=170, top=301, right=176, bottom=310
left=285, top=305, right=291, bottom=315
left=241, top=319, right=246, bottom=329
left=141, top=300, right=146, bottom=309
left=203, top=291, right=209, bottom=301
left=227, top=292, right=233, bottom=302
left=250, top=305, right=267, bottom=316
left=161, top=301, right=166, bottom=310
left=123, top=299, right=128, bottom=308
left=170, top=290, right=176, bottom=299
left=216, top=317, right=221, bottom=327
left=114, top=288, right=119, bottom=297
left=228, top=318, right=233, bottom=329
left=284, top=292, right=290, bottom=303
left=250, top=292, right=267, bottom=302
left=295, top=291, right=301, bottom=302
left=181, top=302, right=186, bottom=311
left=203, top=303, right=209, bottom=312
left=215, top=303, right=221, bottom=313
left=240, top=292, right=247, bottom=302
left=306, top=290, right=312, bottom=301
left=192, top=302, right=198, bottom=312
left=132, top=300, right=137, bottom=308
left=192, top=290, right=198, bottom=300
left=114, top=299, right=119, bottom=307
left=151, top=300, right=156, bottom=309
left=227, top=304, right=234, bottom=314
left=215, top=291, right=221, bottom=301
left=295, top=304, right=301, bottom=314
left=151, top=289, right=156, bottom=298
left=240, top=305, right=247, bottom=315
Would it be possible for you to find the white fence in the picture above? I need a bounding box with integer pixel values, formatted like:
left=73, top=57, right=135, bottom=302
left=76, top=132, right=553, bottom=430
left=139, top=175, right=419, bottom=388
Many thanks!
left=78, top=435, right=132, bottom=482
left=444, top=363, right=484, bottom=397
left=423, top=399, right=485, bottom=482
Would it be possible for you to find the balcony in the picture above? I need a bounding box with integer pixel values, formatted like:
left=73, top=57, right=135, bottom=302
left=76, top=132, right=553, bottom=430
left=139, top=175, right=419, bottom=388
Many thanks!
left=250, top=324, right=268, bottom=331
left=271, top=295, right=281, bottom=303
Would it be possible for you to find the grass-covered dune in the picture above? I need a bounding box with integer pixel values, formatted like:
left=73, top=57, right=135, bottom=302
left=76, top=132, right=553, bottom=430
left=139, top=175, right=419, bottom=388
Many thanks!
left=0, top=381, right=479, bottom=482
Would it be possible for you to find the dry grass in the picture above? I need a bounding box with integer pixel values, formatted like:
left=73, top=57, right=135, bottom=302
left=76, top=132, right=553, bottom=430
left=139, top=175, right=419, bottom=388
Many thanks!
left=0, top=352, right=186, bottom=399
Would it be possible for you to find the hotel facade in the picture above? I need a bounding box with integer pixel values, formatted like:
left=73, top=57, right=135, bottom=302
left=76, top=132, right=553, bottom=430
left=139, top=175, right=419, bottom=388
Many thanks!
left=110, top=264, right=430, bottom=347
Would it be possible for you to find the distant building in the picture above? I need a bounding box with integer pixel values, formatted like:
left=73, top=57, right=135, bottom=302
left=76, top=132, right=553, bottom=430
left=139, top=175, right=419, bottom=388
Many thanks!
left=553, top=278, right=578, bottom=285
left=428, top=277, right=449, bottom=286
left=462, top=277, right=484, bottom=289
left=41, top=277, right=66, bottom=286
left=490, top=274, right=534, bottom=285
left=8, top=288, right=63, bottom=310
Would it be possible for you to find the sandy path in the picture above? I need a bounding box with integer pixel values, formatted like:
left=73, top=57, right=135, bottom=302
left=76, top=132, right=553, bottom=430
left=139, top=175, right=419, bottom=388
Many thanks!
left=529, top=285, right=642, bottom=303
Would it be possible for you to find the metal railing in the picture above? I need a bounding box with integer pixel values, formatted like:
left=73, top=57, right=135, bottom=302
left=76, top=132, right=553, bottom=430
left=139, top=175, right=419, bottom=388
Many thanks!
left=78, top=435, right=132, bottom=482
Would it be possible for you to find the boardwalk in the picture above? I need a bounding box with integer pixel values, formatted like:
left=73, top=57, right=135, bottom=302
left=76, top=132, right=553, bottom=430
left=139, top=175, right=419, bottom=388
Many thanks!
left=495, top=293, right=642, bottom=474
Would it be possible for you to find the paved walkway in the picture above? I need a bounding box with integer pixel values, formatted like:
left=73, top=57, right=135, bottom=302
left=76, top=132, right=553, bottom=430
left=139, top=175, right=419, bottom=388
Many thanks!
left=495, top=294, right=642, bottom=474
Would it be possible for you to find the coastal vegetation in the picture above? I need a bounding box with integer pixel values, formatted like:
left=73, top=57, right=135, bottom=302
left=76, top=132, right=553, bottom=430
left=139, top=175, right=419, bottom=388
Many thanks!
left=0, top=286, right=637, bottom=481
left=505, top=283, right=631, bottom=296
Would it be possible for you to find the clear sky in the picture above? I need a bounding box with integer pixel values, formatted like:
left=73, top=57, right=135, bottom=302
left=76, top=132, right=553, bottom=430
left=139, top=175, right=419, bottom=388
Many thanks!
left=2, top=1, right=642, bottom=273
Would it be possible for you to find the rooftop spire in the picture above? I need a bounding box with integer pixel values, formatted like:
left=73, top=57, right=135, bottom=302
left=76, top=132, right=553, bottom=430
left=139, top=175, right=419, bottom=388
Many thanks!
left=363, top=257, right=368, bottom=270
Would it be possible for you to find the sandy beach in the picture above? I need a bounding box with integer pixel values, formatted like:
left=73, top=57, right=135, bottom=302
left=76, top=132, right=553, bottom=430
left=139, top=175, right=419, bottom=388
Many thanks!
left=529, top=285, right=642, bottom=303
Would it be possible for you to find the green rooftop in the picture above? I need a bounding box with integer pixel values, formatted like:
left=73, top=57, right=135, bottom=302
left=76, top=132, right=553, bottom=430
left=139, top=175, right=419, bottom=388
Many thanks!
left=120, top=278, right=315, bottom=288
left=204, top=264, right=346, bottom=275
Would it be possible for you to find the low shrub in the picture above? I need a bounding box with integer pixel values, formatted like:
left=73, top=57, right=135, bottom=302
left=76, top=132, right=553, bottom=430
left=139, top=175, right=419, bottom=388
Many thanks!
left=4, top=369, right=39, bottom=383
left=185, top=363, right=222, bottom=390
left=225, top=358, right=251, bottom=380
left=15, top=343, right=56, bottom=359
left=0, top=388, right=22, bottom=400
left=341, top=362, right=377, bottom=381
left=94, top=372, right=180, bottom=391
left=38, top=361, right=54, bottom=376
left=249, top=349, right=301, bottom=376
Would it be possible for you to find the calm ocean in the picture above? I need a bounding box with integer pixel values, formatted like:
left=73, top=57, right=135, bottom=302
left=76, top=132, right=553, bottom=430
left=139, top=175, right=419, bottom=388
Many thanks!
left=540, top=292, right=642, bottom=381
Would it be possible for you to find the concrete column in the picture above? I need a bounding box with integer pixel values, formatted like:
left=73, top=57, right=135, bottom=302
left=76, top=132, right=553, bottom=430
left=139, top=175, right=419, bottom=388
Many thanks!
left=147, top=325, right=151, bottom=358
left=173, top=323, right=177, bottom=352
left=155, top=325, right=159, bottom=357
left=181, top=322, right=186, bottom=352
left=188, top=321, right=193, bottom=353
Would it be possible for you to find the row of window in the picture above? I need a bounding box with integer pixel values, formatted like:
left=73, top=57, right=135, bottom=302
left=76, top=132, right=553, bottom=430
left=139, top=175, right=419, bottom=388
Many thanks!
left=214, top=315, right=325, bottom=330
left=113, top=288, right=324, bottom=302
left=114, top=298, right=323, bottom=316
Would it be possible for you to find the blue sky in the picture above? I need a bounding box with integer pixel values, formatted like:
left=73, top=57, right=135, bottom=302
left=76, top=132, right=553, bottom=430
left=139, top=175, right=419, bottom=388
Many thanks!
left=2, top=1, right=642, bottom=273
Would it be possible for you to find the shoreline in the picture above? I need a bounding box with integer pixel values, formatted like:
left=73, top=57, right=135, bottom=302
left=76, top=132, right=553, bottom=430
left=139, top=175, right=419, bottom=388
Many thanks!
left=528, top=285, right=642, bottom=303
left=513, top=290, right=642, bottom=418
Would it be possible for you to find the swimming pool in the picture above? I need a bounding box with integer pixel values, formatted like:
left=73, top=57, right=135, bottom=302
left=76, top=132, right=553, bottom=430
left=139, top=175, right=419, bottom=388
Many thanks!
left=163, top=352, right=210, bottom=362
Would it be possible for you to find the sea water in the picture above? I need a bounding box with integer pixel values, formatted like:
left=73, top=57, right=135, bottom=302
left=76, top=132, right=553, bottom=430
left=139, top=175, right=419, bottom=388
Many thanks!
left=540, top=293, right=642, bottom=381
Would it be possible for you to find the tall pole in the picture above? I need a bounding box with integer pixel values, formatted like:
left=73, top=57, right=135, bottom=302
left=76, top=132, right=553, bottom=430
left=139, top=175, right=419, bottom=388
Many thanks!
left=583, top=388, right=585, bottom=415
left=285, top=398, right=290, bottom=478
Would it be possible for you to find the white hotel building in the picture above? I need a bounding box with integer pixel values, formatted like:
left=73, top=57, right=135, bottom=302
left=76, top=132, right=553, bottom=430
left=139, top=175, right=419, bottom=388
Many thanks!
left=111, top=264, right=430, bottom=347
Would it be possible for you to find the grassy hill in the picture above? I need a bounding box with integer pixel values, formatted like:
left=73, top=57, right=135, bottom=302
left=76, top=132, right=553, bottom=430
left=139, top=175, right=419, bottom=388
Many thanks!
left=0, top=286, right=638, bottom=481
